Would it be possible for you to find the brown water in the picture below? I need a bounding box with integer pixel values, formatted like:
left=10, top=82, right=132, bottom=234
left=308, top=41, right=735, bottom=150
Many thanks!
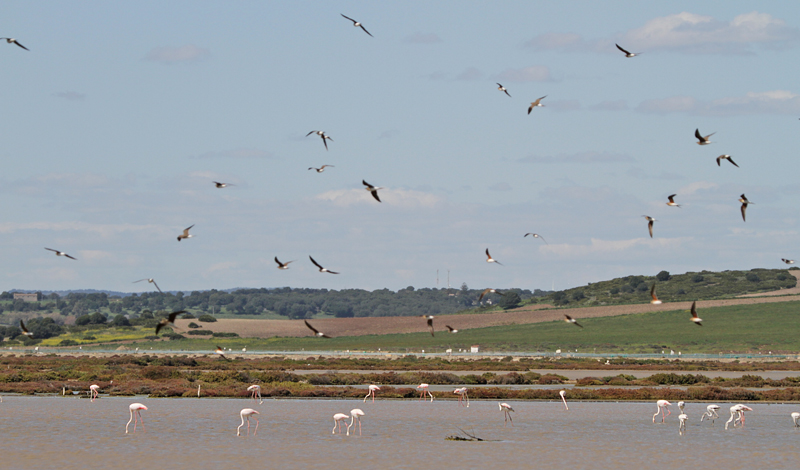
left=2, top=397, right=799, bottom=470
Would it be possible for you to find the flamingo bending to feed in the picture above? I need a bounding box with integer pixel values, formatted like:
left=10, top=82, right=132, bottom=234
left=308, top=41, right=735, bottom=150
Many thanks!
left=791, top=412, right=800, bottom=427
left=417, top=383, right=433, bottom=402
left=347, top=409, right=365, bottom=436
left=700, top=405, right=720, bottom=425
left=363, top=385, right=380, bottom=403
left=126, top=403, right=147, bottom=434
left=332, top=413, right=349, bottom=434
left=725, top=404, right=753, bottom=430
left=678, top=413, right=688, bottom=432
left=653, top=400, right=671, bottom=423
left=237, top=408, right=259, bottom=436
left=559, top=390, right=569, bottom=410
left=454, top=387, right=469, bottom=407
left=499, top=403, right=514, bottom=427
left=247, top=384, right=263, bottom=404
left=89, top=384, right=100, bottom=401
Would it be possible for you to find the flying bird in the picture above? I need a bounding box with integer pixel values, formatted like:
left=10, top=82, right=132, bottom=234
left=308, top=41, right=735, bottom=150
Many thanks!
left=213, top=181, right=235, bottom=188
left=739, top=194, right=752, bottom=222
left=421, top=315, right=435, bottom=336
left=564, top=314, right=583, bottom=328
left=308, top=165, right=334, bottom=173
left=362, top=180, right=383, bottom=202
left=309, top=256, right=339, bottom=274
left=485, top=248, right=503, bottom=265
left=496, top=83, right=511, bottom=97
left=44, top=248, right=77, bottom=260
left=305, top=320, right=331, bottom=338
left=643, top=216, right=656, bottom=238
left=666, top=194, right=681, bottom=208
left=1, top=38, right=28, bottom=51
left=650, top=284, right=662, bottom=305
left=690, top=301, right=702, bottom=326
left=695, top=128, right=715, bottom=145
left=615, top=43, right=640, bottom=57
left=445, top=325, right=458, bottom=333
left=524, top=233, right=548, bottom=244
left=155, top=310, right=187, bottom=335
left=716, top=154, right=739, bottom=168
left=177, top=224, right=194, bottom=242
left=133, top=278, right=162, bottom=293
left=19, top=319, right=33, bottom=337
left=341, top=14, right=373, bottom=37
left=214, top=346, right=229, bottom=360
left=781, top=258, right=795, bottom=265
left=478, top=288, right=504, bottom=301
left=274, top=257, right=294, bottom=269
left=528, top=96, right=547, bottom=114
left=306, top=130, right=333, bottom=150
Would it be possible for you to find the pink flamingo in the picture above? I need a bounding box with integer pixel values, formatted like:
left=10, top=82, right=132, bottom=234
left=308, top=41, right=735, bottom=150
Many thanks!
left=791, top=412, right=800, bottom=427
left=247, top=384, right=263, bottom=404
left=363, top=385, right=380, bottom=403
left=454, top=387, right=469, bottom=407
left=237, top=408, right=260, bottom=436
left=347, top=409, right=365, bottom=436
left=559, top=390, right=569, bottom=410
left=126, top=403, right=147, bottom=434
left=332, top=413, right=349, bottom=434
left=700, top=404, right=721, bottom=425
left=678, top=412, right=688, bottom=432
left=725, top=404, right=753, bottom=429
left=89, top=384, right=100, bottom=402
left=417, top=383, right=433, bottom=402
left=652, top=400, right=671, bottom=423
left=499, top=403, right=514, bottom=427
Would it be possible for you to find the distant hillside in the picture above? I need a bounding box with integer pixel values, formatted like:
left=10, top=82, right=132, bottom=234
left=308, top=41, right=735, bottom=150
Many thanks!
left=529, top=268, right=798, bottom=308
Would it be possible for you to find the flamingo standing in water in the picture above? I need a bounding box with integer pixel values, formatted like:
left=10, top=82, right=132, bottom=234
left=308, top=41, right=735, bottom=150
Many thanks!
left=725, top=404, right=753, bottom=430
left=237, top=408, right=259, bottom=436
left=126, top=403, right=147, bottom=434
left=791, top=412, right=800, bottom=427
left=89, top=384, right=100, bottom=401
left=454, top=387, right=469, bottom=407
left=363, top=385, right=380, bottom=403
left=559, top=390, right=569, bottom=410
left=247, top=384, right=263, bottom=404
left=332, top=413, right=350, bottom=434
left=700, top=405, right=720, bottom=425
left=499, top=403, right=514, bottom=427
left=678, top=412, right=688, bottom=432
left=417, top=383, right=433, bottom=402
left=347, top=409, right=365, bottom=436
left=653, top=400, right=671, bottom=423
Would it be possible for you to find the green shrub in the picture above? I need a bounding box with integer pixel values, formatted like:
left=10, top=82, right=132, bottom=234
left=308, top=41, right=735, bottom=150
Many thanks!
left=198, top=314, right=217, bottom=323
left=187, top=330, right=213, bottom=335
left=212, top=332, right=239, bottom=338
left=187, top=322, right=200, bottom=329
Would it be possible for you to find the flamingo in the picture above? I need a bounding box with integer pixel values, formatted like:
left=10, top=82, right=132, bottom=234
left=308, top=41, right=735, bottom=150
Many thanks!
left=332, top=413, right=350, bottom=434
left=700, top=405, right=720, bottom=425
left=417, top=383, right=433, bottom=402
left=363, top=385, right=380, bottom=403
left=347, top=409, right=365, bottom=436
left=677, top=401, right=685, bottom=414
left=126, top=403, right=147, bottom=434
left=559, top=390, right=569, bottom=410
left=454, top=387, right=469, bottom=407
left=725, top=404, right=753, bottom=429
left=499, top=403, right=514, bottom=427
left=89, top=384, right=100, bottom=401
left=652, top=400, right=671, bottom=423
left=791, top=412, right=800, bottom=427
left=678, top=412, right=688, bottom=432
left=237, top=408, right=260, bottom=436
left=247, top=384, right=263, bottom=404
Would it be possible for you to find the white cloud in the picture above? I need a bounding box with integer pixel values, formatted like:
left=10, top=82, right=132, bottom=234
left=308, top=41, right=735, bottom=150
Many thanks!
left=495, top=66, right=552, bottom=82
left=519, top=151, right=634, bottom=164
left=145, top=45, right=210, bottom=64
left=546, top=99, right=580, bottom=112
left=637, top=90, right=800, bottom=116
left=523, top=33, right=584, bottom=51
left=403, top=33, right=442, bottom=44
left=678, top=181, right=720, bottom=196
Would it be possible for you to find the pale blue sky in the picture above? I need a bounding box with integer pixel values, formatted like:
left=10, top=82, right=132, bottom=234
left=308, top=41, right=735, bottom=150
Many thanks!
left=2, top=1, right=800, bottom=293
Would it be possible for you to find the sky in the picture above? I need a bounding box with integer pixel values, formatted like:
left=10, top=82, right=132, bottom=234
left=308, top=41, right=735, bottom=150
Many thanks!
left=2, top=1, right=800, bottom=294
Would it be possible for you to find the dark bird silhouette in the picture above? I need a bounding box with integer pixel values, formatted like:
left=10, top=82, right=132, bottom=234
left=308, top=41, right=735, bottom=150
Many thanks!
left=155, top=310, right=187, bottom=335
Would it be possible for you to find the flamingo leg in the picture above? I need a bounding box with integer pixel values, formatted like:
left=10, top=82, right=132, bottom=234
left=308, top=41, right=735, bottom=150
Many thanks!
left=126, top=411, right=134, bottom=434
left=137, top=411, right=145, bottom=433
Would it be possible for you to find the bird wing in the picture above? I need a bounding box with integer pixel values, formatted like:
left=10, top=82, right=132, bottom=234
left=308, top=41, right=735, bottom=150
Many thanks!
left=133, top=279, right=146, bottom=283
left=183, top=225, right=194, bottom=235
left=341, top=14, right=356, bottom=23
left=648, top=220, right=654, bottom=238
left=14, top=40, right=29, bottom=51
left=275, top=257, right=284, bottom=267
left=155, top=321, right=166, bottom=335
left=446, top=325, right=455, bottom=332
left=616, top=43, right=630, bottom=54
left=668, top=194, right=676, bottom=202
left=528, top=104, right=533, bottom=115
left=728, top=157, right=739, bottom=167
left=309, top=256, right=323, bottom=269
left=304, top=320, right=320, bottom=335
left=370, top=190, right=381, bottom=202
left=65, top=254, right=77, bottom=260
left=362, top=180, right=374, bottom=189
left=322, top=135, right=329, bottom=150
left=524, top=233, right=532, bottom=237
left=716, top=156, right=722, bottom=166
left=306, top=130, right=317, bottom=136
left=167, top=310, right=186, bottom=323
left=427, top=318, right=434, bottom=336
left=152, top=281, right=162, bottom=293
left=45, top=247, right=58, bottom=253
left=695, top=128, right=703, bottom=140
left=539, top=236, right=548, bottom=244
left=479, top=288, right=491, bottom=301
left=741, top=203, right=747, bottom=222
left=327, top=270, right=340, bottom=274
left=485, top=248, right=491, bottom=258
left=359, top=25, right=373, bottom=37
left=20, top=319, right=29, bottom=333
left=650, top=284, right=658, bottom=301
left=690, top=301, right=698, bottom=319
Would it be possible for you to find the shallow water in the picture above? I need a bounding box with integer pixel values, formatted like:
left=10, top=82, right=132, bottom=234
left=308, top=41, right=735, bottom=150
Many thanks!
left=1, top=397, right=799, bottom=470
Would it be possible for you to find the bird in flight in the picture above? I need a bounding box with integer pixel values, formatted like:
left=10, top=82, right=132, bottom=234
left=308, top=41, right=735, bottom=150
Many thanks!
left=695, top=128, right=715, bottom=145
left=155, top=310, right=187, bottom=335
left=478, top=288, right=504, bottom=301
left=643, top=216, right=656, bottom=238
left=615, top=43, right=640, bottom=57
left=309, top=256, right=339, bottom=274
left=485, top=248, right=503, bottom=265
left=177, top=225, right=194, bottom=242
left=362, top=180, right=383, bottom=202
left=666, top=194, right=681, bottom=208
left=738, top=194, right=752, bottom=222
left=305, top=320, right=331, bottom=338
left=564, top=314, right=583, bottom=328
left=133, top=278, right=162, bottom=293
left=650, top=284, right=662, bottom=305
left=213, top=181, right=235, bottom=188
left=308, top=165, right=334, bottom=173
left=274, top=257, right=294, bottom=269
left=528, top=96, right=547, bottom=114
left=19, top=319, right=33, bottom=337
left=45, top=248, right=77, bottom=260
left=690, top=301, right=702, bottom=326
left=1, top=38, right=28, bottom=51
left=781, top=258, right=795, bottom=265
left=341, top=14, right=373, bottom=37
left=524, top=233, right=548, bottom=244
left=214, top=346, right=229, bottom=360
left=716, top=154, right=739, bottom=168
left=421, top=315, right=435, bottom=336
left=445, top=325, right=458, bottom=333
left=306, top=130, right=333, bottom=150
left=496, top=83, right=511, bottom=97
